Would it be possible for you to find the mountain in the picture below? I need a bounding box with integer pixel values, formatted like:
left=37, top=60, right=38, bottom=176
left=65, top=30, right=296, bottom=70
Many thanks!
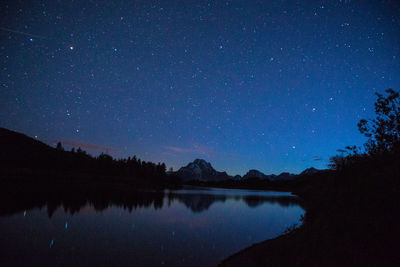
left=242, top=169, right=275, bottom=180
left=176, top=159, right=231, bottom=181
left=299, top=167, right=320, bottom=176
left=276, top=172, right=296, bottom=180
left=242, top=169, right=300, bottom=181
left=242, top=169, right=298, bottom=181
left=174, top=158, right=324, bottom=183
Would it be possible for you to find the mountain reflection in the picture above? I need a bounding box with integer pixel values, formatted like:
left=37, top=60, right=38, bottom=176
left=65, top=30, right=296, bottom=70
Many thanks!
left=167, top=192, right=301, bottom=212
left=0, top=183, right=302, bottom=217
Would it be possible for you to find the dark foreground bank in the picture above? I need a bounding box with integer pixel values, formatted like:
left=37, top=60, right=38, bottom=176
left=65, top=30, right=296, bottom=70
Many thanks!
left=221, top=160, right=400, bottom=266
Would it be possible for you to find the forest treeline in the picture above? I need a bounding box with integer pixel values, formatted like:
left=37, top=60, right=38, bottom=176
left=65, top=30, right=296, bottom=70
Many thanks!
left=0, top=128, right=180, bottom=185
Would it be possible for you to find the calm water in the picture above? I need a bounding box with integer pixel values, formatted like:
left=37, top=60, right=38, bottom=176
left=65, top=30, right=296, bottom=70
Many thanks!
left=0, top=186, right=304, bottom=266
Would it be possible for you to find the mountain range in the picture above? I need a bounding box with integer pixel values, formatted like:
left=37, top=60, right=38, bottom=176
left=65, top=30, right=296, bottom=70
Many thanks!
left=0, top=126, right=322, bottom=183
left=175, top=159, right=322, bottom=182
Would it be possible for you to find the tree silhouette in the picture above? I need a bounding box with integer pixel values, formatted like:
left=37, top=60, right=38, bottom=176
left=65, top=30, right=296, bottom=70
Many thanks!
left=329, top=89, right=400, bottom=170
left=56, top=142, right=64, bottom=151
left=358, top=89, right=400, bottom=154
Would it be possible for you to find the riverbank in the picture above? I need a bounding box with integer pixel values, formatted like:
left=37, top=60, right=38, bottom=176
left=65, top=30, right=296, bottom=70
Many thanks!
left=221, top=168, right=400, bottom=266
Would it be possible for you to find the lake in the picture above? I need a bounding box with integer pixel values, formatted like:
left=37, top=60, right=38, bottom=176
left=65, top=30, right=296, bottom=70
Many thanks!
left=0, top=185, right=304, bottom=266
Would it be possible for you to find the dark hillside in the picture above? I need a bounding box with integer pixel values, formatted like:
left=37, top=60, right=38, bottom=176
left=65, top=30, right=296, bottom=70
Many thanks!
left=0, top=127, right=57, bottom=168
left=0, top=127, right=178, bottom=186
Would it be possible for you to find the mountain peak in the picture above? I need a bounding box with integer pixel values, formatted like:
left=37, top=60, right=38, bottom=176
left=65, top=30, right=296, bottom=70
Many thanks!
left=176, top=159, right=230, bottom=181
left=193, top=159, right=212, bottom=168
left=193, top=158, right=207, bottom=164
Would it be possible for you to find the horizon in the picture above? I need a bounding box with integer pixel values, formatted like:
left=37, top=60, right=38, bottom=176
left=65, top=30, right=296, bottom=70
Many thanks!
left=1, top=1, right=399, bottom=175
left=3, top=126, right=316, bottom=176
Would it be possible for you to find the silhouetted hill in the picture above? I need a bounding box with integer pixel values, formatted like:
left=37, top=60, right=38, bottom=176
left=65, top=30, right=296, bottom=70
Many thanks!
left=0, top=127, right=176, bottom=187
left=0, top=127, right=57, bottom=168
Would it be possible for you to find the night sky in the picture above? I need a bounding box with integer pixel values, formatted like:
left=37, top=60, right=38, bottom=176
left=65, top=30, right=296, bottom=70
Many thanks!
left=1, top=0, right=399, bottom=175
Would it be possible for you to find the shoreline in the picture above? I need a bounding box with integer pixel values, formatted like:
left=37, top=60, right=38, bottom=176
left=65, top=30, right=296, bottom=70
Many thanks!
left=2, top=170, right=399, bottom=266
left=219, top=170, right=400, bottom=266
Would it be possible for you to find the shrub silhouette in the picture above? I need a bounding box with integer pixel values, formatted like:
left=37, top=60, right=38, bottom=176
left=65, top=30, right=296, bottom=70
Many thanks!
left=330, top=89, right=400, bottom=171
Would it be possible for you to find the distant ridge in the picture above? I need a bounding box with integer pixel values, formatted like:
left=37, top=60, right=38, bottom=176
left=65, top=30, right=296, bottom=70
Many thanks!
left=175, top=158, right=323, bottom=182
left=242, top=169, right=274, bottom=180
left=241, top=169, right=318, bottom=181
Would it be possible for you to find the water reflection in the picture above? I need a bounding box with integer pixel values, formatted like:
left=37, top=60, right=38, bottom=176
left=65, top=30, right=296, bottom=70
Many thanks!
left=0, top=183, right=303, bottom=216
left=167, top=192, right=301, bottom=213
left=0, top=183, right=305, bottom=266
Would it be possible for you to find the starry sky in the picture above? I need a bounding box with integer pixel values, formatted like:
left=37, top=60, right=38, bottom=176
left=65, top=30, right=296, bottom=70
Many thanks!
left=1, top=0, right=399, bottom=175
